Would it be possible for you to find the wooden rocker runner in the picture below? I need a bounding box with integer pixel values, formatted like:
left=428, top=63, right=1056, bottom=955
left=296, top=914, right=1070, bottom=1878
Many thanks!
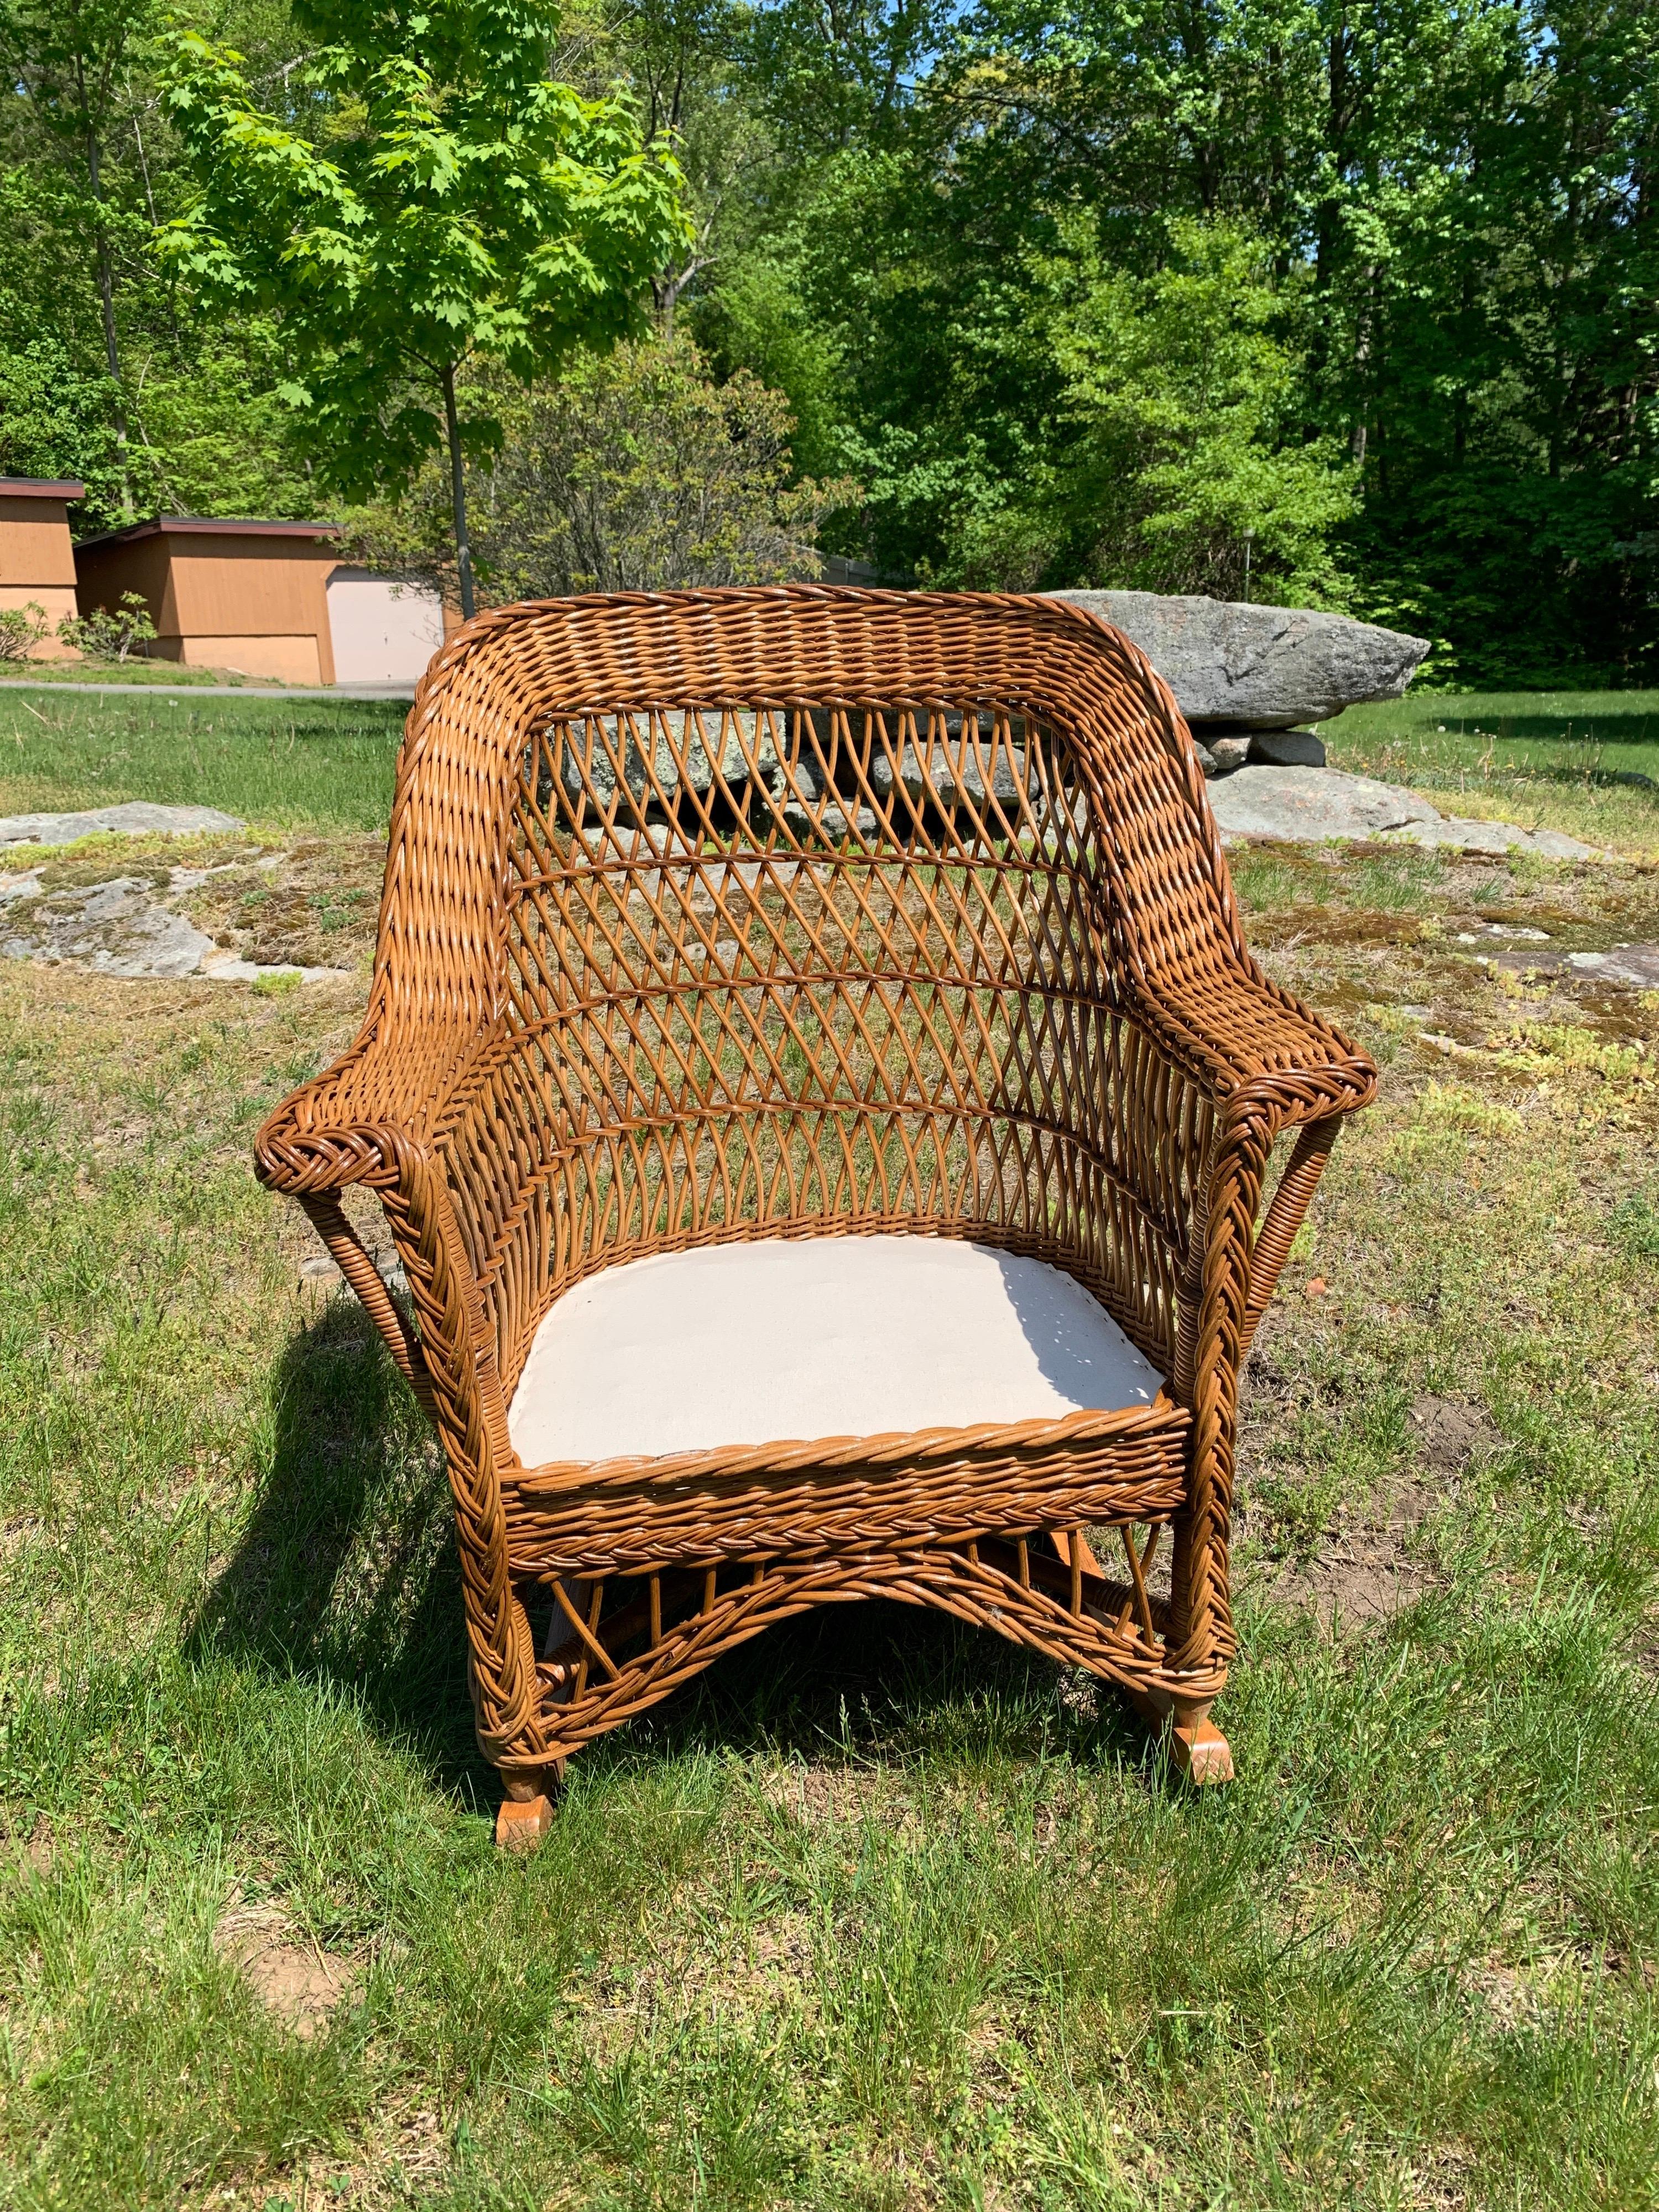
left=256, top=587, right=1376, bottom=1846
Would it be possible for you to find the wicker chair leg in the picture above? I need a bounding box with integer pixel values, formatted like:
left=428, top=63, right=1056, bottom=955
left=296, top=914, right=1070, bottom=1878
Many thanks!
left=1169, top=1697, right=1234, bottom=1784
left=493, top=1763, right=565, bottom=1853
left=1121, top=1684, right=1234, bottom=1784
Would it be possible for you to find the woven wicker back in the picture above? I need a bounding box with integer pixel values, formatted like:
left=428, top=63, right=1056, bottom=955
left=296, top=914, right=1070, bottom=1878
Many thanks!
left=380, top=591, right=1244, bottom=1397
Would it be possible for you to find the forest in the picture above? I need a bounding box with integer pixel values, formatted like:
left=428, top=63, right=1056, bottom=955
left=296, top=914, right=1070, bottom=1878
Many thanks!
left=2, top=0, right=1655, bottom=685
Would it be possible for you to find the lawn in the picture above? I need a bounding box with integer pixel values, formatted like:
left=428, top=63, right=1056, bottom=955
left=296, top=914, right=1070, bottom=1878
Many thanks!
left=1, top=697, right=1656, bottom=2208
left=3, top=681, right=1659, bottom=855
left=0, top=688, right=404, bottom=834
left=2, top=662, right=276, bottom=688
left=1329, top=690, right=1659, bottom=857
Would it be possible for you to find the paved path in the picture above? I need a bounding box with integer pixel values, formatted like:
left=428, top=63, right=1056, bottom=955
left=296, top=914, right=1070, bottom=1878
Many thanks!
left=0, top=678, right=416, bottom=701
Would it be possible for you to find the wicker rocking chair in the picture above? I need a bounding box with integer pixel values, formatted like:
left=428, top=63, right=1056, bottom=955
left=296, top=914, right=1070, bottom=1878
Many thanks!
left=256, top=588, right=1376, bottom=1845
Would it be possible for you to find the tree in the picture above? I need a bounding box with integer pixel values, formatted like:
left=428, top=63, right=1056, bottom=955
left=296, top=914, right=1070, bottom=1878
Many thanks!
left=348, top=336, right=859, bottom=598
left=692, top=0, right=1657, bottom=673
left=159, top=0, right=688, bottom=617
left=0, top=316, right=128, bottom=503
left=473, top=335, right=859, bottom=593
left=0, top=0, right=165, bottom=513
left=608, top=0, right=771, bottom=336
left=1038, top=218, right=1358, bottom=603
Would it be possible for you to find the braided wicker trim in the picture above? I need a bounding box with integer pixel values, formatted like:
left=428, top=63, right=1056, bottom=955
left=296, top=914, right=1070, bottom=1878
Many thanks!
left=507, top=1403, right=1188, bottom=1574
left=522, top=1542, right=1225, bottom=1766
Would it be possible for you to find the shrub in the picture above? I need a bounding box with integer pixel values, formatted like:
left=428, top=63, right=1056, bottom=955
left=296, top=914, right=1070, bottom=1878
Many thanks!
left=349, top=336, right=859, bottom=602
left=0, top=601, right=49, bottom=661
left=59, top=591, right=158, bottom=664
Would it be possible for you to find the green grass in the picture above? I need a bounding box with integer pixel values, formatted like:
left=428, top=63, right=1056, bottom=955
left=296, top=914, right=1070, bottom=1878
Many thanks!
left=0, top=690, right=406, bottom=834
left=4, top=682, right=1658, bottom=855
left=1329, top=689, right=1659, bottom=856
left=2, top=661, right=267, bottom=687
left=1, top=712, right=1656, bottom=2206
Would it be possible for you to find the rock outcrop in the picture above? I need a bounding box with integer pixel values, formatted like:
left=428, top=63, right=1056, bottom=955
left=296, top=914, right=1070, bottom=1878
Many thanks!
left=0, top=808, right=354, bottom=982
left=1247, top=729, right=1327, bottom=768
left=0, top=801, right=244, bottom=849
left=1045, top=591, right=1428, bottom=729
left=1204, top=765, right=1597, bottom=858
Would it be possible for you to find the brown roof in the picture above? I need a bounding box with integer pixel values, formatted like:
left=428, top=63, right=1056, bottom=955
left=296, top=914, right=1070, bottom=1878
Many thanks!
left=76, top=514, right=341, bottom=551
left=0, top=478, right=86, bottom=500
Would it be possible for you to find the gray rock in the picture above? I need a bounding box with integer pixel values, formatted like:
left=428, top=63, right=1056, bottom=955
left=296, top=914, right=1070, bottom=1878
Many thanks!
left=1564, top=945, right=1659, bottom=988
left=1535, top=828, right=1601, bottom=859
left=1, top=874, right=217, bottom=977
left=1046, top=591, right=1429, bottom=728
left=866, top=738, right=1026, bottom=811
left=558, top=709, right=783, bottom=808
left=1209, top=735, right=1251, bottom=776
left=1488, top=942, right=1659, bottom=989
left=779, top=800, right=879, bottom=845
left=0, top=860, right=353, bottom=982
left=1248, top=728, right=1327, bottom=768
left=0, top=801, right=245, bottom=849
left=1206, top=767, right=1439, bottom=842
left=1382, top=817, right=1599, bottom=859
left=775, top=757, right=878, bottom=845
left=1204, top=765, right=1600, bottom=858
left=1192, top=739, right=1220, bottom=779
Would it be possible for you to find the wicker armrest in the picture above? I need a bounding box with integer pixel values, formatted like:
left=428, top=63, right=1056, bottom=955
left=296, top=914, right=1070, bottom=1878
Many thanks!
left=1125, top=954, right=1378, bottom=1433
left=254, top=1020, right=501, bottom=1422
left=257, top=1012, right=540, bottom=1768
left=255, top=1025, right=451, bottom=1195
left=1125, top=961, right=1377, bottom=1126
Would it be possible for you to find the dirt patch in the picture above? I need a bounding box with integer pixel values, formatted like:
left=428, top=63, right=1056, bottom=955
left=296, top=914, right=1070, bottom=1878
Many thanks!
left=1408, top=1394, right=1504, bottom=1474
left=575, top=1903, right=822, bottom=2064
left=758, top=1760, right=898, bottom=1826
left=8, top=1813, right=55, bottom=1876
left=1468, top=1961, right=1546, bottom=2033
left=213, top=1898, right=354, bottom=2039
left=1266, top=1479, right=1437, bottom=1631
left=1251, top=1397, right=1498, bottom=1631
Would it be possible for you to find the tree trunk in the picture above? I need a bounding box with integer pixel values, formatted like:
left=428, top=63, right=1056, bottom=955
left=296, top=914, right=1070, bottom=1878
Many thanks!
left=81, top=108, right=133, bottom=516
left=442, top=362, right=477, bottom=622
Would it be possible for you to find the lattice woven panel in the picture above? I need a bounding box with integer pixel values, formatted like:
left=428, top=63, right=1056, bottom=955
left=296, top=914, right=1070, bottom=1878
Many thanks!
left=441, top=698, right=1215, bottom=1396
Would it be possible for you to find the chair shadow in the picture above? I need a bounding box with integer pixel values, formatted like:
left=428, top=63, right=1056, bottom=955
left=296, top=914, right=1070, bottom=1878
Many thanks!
left=194, top=1297, right=1151, bottom=1801
left=189, top=1297, right=485, bottom=1797
left=619, top=1594, right=1150, bottom=1783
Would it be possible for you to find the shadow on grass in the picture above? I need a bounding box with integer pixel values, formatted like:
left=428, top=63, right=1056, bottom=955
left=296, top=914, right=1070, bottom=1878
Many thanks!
left=193, top=1297, right=1154, bottom=1799
left=620, top=1593, right=1154, bottom=1783
left=189, top=1298, right=482, bottom=1795
left=1452, top=709, right=1659, bottom=748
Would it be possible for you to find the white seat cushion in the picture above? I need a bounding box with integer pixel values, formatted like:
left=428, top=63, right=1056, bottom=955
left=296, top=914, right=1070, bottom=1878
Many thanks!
left=507, top=1234, right=1164, bottom=1468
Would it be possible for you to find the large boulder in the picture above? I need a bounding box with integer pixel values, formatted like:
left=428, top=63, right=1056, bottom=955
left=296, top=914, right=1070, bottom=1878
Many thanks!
left=1045, top=591, right=1429, bottom=729
left=1204, top=767, right=1438, bottom=841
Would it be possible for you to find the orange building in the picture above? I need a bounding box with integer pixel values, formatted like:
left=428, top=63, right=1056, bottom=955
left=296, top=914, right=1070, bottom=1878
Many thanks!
left=75, top=516, right=341, bottom=685
left=0, top=477, right=85, bottom=658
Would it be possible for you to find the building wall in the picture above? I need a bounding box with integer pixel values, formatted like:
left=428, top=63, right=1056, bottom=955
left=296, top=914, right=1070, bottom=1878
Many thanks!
left=0, top=585, right=79, bottom=657
left=76, top=529, right=338, bottom=684
left=326, top=569, right=446, bottom=684
left=0, top=492, right=80, bottom=659
left=165, top=633, right=326, bottom=685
